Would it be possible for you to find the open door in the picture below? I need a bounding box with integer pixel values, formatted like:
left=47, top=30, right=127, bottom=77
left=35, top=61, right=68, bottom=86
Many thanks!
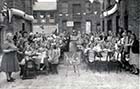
left=86, top=21, right=91, bottom=34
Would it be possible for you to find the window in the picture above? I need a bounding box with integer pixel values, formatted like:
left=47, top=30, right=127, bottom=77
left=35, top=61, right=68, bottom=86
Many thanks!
left=61, top=3, right=68, bottom=13
left=50, top=12, right=55, bottom=19
left=62, top=20, right=67, bottom=30
left=85, top=2, right=92, bottom=13
left=33, top=12, right=37, bottom=19
left=107, top=19, right=112, bottom=31
left=96, top=23, right=101, bottom=32
left=72, top=4, right=81, bottom=15
left=62, top=20, right=67, bottom=27
left=40, top=12, right=46, bottom=19
left=73, top=22, right=81, bottom=31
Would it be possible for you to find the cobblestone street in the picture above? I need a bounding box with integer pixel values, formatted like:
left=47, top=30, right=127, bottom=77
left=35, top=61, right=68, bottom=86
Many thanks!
left=0, top=64, right=139, bottom=89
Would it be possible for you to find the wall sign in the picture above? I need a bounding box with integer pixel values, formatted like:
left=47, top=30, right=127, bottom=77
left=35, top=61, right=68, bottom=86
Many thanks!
left=67, top=21, right=74, bottom=27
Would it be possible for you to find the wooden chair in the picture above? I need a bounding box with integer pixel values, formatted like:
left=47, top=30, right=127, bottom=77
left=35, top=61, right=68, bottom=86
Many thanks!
left=64, top=52, right=81, bottom=77
left=22, top=58, right=37, bottom=80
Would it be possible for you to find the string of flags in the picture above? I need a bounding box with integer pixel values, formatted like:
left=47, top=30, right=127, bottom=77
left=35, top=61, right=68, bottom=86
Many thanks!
left=102, top=0, right=120, bottom=17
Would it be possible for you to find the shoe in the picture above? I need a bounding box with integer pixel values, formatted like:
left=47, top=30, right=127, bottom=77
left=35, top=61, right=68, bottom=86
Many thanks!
left=134, top=69, right=139, bottom=75
left=7, top=79, right=14, bottom=82
left=10, top=77, right=15, bottom=81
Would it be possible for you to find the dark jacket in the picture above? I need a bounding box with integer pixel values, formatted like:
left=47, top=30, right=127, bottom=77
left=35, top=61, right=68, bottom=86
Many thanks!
left=132, top=40, right=139, bottom=54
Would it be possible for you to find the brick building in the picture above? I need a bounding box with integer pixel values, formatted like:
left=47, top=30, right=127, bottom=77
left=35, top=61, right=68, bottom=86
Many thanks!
left=127, top=0, right=140, bottom=37
left=33, top=2, right=58, bottom=35
left=101, top=0, right=139, bottom=37
left=0, top=0, right=35, bottom=52
left=5, top=0, right=34, bottom=33
left=57, top=0, right=101, bottom=33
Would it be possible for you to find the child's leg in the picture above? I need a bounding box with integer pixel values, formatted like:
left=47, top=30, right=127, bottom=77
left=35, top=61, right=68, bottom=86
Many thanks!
left=48, top=62, right=52, bottom=73
left=44, top=58, right=49, bottom=69
left=51, top=64, right=55, bottom=74
left=34, top=58, right=40, bottom=70
left=52, top=64, right=58, bottom=74
left=20, top=64, right=25, bottom=76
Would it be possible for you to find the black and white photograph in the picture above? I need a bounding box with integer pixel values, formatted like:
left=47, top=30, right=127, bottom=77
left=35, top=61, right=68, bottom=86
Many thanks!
left=0, top=0, right=139, bottom=89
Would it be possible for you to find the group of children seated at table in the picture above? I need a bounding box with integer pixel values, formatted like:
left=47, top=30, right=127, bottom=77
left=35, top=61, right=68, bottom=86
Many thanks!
left=14, top=29, right=139, bottom=77
left=18, top=33, right=62, bottom=78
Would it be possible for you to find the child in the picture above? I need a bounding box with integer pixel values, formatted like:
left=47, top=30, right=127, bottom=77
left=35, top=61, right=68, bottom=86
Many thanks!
left=19, top=42, right=33, bottom=78
left=84, top=44, right=95, bottom=63
left=48, top=44, right=60, bottom=74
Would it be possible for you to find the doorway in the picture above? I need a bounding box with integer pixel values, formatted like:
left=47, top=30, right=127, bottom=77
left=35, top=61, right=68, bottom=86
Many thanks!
left=86, top=21, right=92, bottom=34
left=107, top=19, right=112, bottom=31
left=22, top=23, right=25, bottom=31
left=73, top=22, right=81, bottom=31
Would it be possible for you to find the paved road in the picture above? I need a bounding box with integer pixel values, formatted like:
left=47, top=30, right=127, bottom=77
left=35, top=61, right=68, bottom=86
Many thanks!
left=0, top=63, right=139, bottom=89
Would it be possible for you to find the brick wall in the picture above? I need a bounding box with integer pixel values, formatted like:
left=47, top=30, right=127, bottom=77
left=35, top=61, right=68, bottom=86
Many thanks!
left=127, top=0, right=140, bottom=37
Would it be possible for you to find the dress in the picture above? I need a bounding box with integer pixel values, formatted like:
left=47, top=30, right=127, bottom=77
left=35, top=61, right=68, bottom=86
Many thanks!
left=69, top=35, right=78, bottom=52
left=1, top=41, right=19, bottom=72
left=129, top=49, right=139, bottom=68
left=88, top=49, right=95, bottom=62
left=129, top=40, right=139, bottom=68
left=48, top=48, right=60, bottom=64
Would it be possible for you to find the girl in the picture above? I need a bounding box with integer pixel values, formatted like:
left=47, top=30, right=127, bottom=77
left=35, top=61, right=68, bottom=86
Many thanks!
left=48, top=44, right=60, bottom=74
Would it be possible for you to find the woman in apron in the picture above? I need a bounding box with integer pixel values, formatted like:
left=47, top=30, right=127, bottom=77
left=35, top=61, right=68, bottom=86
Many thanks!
left=69, top=31, right=78, bottom=52
left=1, top=33, right=19, bottom=82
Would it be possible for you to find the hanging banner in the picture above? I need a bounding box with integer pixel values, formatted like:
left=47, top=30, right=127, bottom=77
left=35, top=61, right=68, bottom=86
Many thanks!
left=11, top=8, right=25, bottom=17
left=8, top=9, right=12, bottom=23
left=10, top=8, right=34, bottom=21
left=102, top=0, right=120, bottom=17
left=24, top=14, right=34, bottom=21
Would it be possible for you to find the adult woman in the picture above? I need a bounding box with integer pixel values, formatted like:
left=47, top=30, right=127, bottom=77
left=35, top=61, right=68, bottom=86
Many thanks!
left=127, top=34, right=139, bottom=74
left=69, top=30, right=78, bottom=52
left=1, top=33, right=19, bottom=82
